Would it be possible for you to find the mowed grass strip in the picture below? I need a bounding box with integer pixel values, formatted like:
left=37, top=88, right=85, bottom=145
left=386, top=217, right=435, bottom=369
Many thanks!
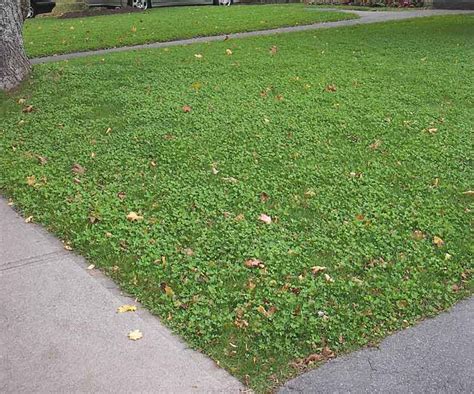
left=23, top=4, right=356, bottom=58
left=2, top=15, right=473, bottom=392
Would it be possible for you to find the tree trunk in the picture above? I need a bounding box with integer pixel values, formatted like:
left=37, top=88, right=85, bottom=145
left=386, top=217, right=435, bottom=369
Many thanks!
left=0, top=0, right=31, bottom=91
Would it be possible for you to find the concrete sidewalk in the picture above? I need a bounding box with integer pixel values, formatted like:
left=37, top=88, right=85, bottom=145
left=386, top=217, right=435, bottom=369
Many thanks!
left=0, top=198, right=243, bottom=393
left=30, top=8, right=474, bottom=65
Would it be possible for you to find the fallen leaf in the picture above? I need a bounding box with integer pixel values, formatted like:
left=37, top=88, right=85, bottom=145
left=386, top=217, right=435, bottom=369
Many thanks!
left=427, top=127, right=438, bottom=134
left=117, top=191, right=126, bottom=200
left=126, top=212, right=143, bottom=222
left=183, top=248, right=194, bottom=256
left=369, top=139, right=382, bottom=150
left=258, top=213, right=272, bottom=224
left=260, top=192, right=270, bottom=203
left=131, top=26, right=137, bottom=33
left=304, top=189, right=316, bottom=198
left=412, top=230, right=425, bottom=241
left=106, top=127, right=112, bottom=134
left=24, top=216, right=33, bottom=223
left=71, top=163, right=85, bottom=175
left=164, top=285, right=174, bottom=297
left=452, top=284, right=460, bottom=292
left=244, top=259, right=264, bottom=269
left=324, top=273, right=334, bottom=283
left=117, top=304, right=137, bottom=313
left=87, top=264, right=95, bottom=270
left=270, top=45, right=278, bottom=55
left=194, top=53, right=203, bottom=59
left=36, top=155, right=48, bottom=165
left=64, top=244, right=73, bottom=251
left=432, top=178, right=439, bottom=188
left=325, top=84, right=337, bottom=93
left=18, top=98, right=26, bottom=105
left=182, top=105, right=192, bottom=113
left=303, top=354, right=324, bottom=364
left=311, top=266, right=326, bottom=275
left=128, top=329, right=143, bottom=341
left=226, top=49, right=233, bottom=55
left=22, top=105, right=34, bottom=113
left=235, top=213, right=245, bottom=222
left=211, top=165, right=219, bottom=175
left=26, top=175, right=36, bottom=186
left=462, top=190, right=474, bottom=196
left=433, top=236, right=445, bottom=248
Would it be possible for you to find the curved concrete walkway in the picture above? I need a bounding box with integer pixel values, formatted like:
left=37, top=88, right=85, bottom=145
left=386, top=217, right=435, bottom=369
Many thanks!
left=31, top=8, right=473, bottom=65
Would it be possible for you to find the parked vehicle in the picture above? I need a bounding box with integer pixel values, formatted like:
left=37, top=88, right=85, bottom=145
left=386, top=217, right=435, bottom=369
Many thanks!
left=27, top=0, right=56, bottom=18
left=88, top=0, right=230, bottom=10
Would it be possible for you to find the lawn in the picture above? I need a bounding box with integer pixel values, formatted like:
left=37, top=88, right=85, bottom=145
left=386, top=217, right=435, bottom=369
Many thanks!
left=2, top=15, right=473, bottom=392
left=23, top=4, right=356, bottom=58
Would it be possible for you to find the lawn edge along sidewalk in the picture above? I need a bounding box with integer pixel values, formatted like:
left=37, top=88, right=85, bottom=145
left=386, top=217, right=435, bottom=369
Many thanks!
left=30, top=8, right=473, bottom=65
left=0, top=197, right=244, bottom=393
left=279, top=296, right=473, bottom=392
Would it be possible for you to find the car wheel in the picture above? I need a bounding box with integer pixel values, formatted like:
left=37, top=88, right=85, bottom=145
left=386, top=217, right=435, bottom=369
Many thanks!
left=131, top=0, right=149, bottom=9
left=26, top=5, right=35, bottom=18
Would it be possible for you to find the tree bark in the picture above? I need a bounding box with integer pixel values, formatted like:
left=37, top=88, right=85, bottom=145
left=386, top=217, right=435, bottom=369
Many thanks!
left=0, top=0, right=31, bottom=91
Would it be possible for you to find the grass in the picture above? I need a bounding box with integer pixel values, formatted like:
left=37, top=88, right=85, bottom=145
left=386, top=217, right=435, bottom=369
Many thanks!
left=310, top=4, right=423, bottom=11
left=2, top=15, right=473, bottom=392
left=23, top=4, right=356, bottom=58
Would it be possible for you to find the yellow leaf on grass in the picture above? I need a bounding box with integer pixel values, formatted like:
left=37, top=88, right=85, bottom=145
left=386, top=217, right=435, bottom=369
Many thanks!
left=117, top=304, right=137, bottom=313
left=26, top=175, right=36, bottom=186
left=126, top=212, right=143, bottom=222
left=128, top=329, right=143, bottom=341
left=433, top=236, right=445, bottom=248
left=164, top=285, right=174, bottom=297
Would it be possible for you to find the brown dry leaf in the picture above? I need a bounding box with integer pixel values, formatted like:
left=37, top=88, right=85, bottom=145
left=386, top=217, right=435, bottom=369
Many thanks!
left=64, top=244, right=73, bottom=251
left=433, top=236, right=445, bottom=248
left=235, top=213, right=245, bottom=222
left=260, top=192, right=270, bottom=203
left=73, top=177, right=81, bottom=184
left=452, top=284, right=460, bottom=292
left=432, top=178, right=440, bottom=188
left=117, top=304, right=137, bottom=313
left=126, top=212, right=143, bottom=222
left=164, top=285, right=174, bottom=297
left=303, top=354, right=324, bottom=365
left=87, top=264, right=95, bottom=270
left=226, top=49, right=233, bottom=55
left=244, top=259, right=264, bottom=269
left=321, top=346, right=335, bottom=358
left=427, top=127, right=438, bottom=134
left=462, top=190, right=474, bottom=196
left=211, top=165, right=219, bottom=175
left=18, top=98, right=26, bottom=105
left=26, top=175, right=36, bottom=186
left=304, top=189, right=316, bottom=198
left=412, top=230, right=425, bottom=241
left=36, top=155, right=48, bottom=165
left=258, top=213, right=272, bottom=224
left=369, top=139, right=382, bottom=150
left=270, top=45, right=278, bottom=55
left=325, top=84, right=337, bottom=93
left=275, top=94, right=284, bottom=101
left=71, top=163, right=85, bottom=175
left=106, top=127, right=112, bottom=134
left=182, top=105, right=192, bottom=113
left=128, top=329, right=143, bottom=341
left=131, top=26, right=137, bottom=33
left=22, top=105, right=34, bottom=113
left=324, top=273, right=334, bottom=283
left=355, top=214, right=365, bottom=221
left=194, top=53, right=203, bottom=59
left=183, top=248, right=194, bottom=256
left=117, top=191, right=126, bottom=200
left=24, top=216, right=34, bottom=223
left=311, top=266, right=326, bottom=275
